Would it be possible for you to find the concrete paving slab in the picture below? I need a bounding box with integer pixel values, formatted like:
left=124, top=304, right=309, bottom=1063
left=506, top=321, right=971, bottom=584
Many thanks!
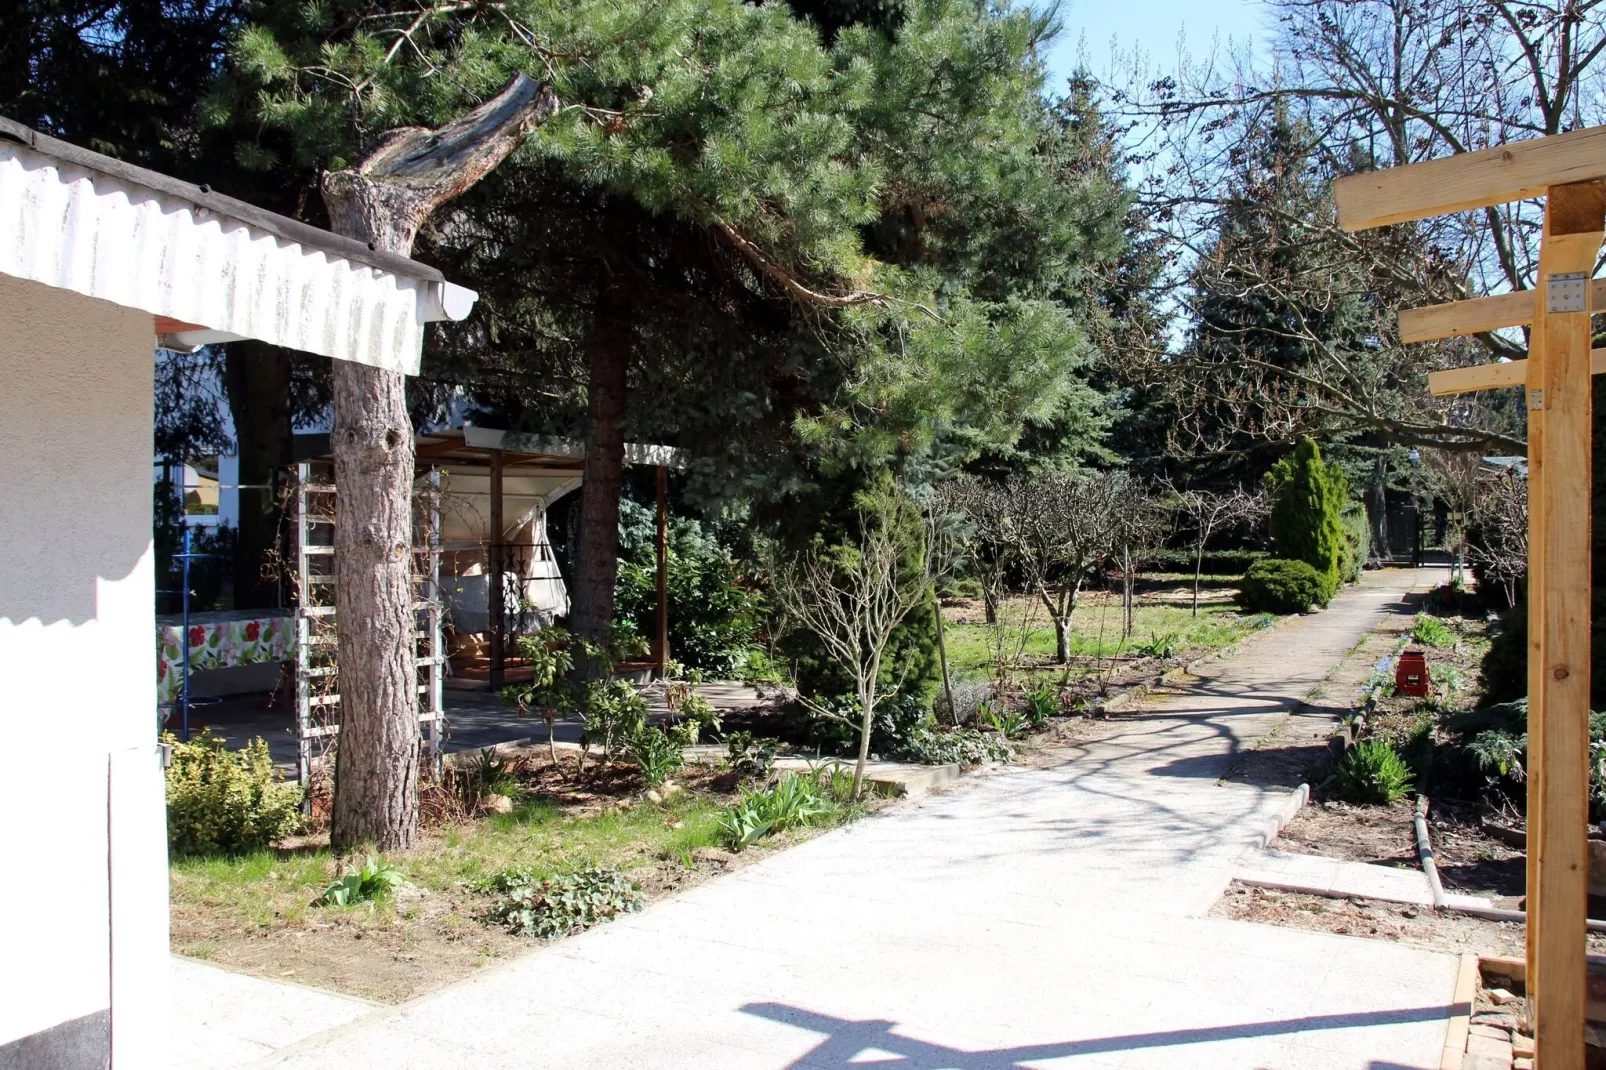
left=165, top=956, right=373, bottom=1070
left=1238, top=847, right=1438, bottom=906
left=240, top=568, right=1460, bottom=1070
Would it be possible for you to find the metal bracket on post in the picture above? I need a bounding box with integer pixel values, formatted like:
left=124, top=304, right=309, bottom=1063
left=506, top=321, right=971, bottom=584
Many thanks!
left=1548, top=272, right=1589, bottom=313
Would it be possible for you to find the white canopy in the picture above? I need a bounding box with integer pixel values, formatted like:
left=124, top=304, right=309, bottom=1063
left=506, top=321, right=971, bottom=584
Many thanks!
left=0, top=119, right=475, bottom=372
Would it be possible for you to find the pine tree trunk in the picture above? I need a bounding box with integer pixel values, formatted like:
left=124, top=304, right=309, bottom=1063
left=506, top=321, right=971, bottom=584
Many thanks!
left=327, top=361, right=420, bottom=851
left=224, top=341, right=293, bottom=609
left=571, top=290, right=632, bottom=646
left=317, top=74, right=555, bottom=851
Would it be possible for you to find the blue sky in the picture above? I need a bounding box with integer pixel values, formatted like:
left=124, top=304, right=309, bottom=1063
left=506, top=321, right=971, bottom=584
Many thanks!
left=1044, top=0, right=1271, bottom=92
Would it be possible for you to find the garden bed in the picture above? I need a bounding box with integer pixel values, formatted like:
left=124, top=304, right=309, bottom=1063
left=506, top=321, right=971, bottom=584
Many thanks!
left=170, top=749, right=882, bottom=1003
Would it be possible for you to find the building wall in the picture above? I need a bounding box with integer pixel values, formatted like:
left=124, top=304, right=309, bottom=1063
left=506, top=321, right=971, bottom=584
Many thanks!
left=0, top=274, right=167, bottom=1068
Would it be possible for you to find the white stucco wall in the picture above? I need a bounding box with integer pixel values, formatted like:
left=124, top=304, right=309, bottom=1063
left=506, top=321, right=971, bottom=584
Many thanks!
left=0, top=274, right=167, bottom=1065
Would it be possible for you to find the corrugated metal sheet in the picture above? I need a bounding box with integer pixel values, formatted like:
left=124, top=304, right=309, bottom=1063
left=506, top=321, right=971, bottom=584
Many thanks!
left=0, top=141, right=461, bottom=373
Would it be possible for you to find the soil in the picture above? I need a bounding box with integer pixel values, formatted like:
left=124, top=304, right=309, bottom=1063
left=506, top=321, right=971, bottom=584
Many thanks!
left=1212, top=881, right=1536, bottom=958
left=172, top=747, right=886, bottom=1003
left=171, top=834, right=780, bottom=1003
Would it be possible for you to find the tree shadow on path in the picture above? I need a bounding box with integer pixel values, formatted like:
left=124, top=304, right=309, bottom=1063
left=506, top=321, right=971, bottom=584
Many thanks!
left=742, top=1001, right=1454, bottom=1069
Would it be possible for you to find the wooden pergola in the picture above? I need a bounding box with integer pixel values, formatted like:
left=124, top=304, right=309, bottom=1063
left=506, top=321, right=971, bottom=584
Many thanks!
left=1334, top=125, right=1606, bottom=1069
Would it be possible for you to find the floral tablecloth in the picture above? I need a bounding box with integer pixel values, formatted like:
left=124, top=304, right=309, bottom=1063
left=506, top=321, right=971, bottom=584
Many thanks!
left=157, top=610, right=294, bottom=704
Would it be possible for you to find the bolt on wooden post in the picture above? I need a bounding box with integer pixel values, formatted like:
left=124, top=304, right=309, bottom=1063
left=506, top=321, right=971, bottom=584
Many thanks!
left=1336, top=127, right=1606, bottom=1068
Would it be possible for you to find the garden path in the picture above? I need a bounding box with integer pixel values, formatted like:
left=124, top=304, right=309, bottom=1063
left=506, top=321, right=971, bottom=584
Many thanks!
left=248, top=568, right=1463, bottom=1069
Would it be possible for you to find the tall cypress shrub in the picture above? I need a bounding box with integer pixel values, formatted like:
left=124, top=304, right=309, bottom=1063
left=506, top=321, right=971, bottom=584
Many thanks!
left=1265, top=438, right=1347, bottom=600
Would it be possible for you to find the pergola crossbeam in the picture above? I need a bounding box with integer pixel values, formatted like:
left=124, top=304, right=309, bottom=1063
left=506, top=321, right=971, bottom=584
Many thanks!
left=1335, top=125, right=1606, bottom=231
left=1426, top=348, right=1606, bottom=396
left=1400, top=279, right=1606, bottom=343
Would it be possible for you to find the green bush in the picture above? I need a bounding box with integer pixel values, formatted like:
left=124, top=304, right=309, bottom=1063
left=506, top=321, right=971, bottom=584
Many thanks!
left=1339, top=501, right=1370, bottom=582
left=628, top=726, right=685, bottom=788
left=1480, top=601, right=1527, bottom=705
left=1265, top=439, right=1349, bottom=592
left=1329, top=739, right=1414, bottom=804
left=724, top=731, right=779, bottom=780
left=899, top=724, right=1013, bottom=766
left=165, top=730, right=302, bottom=855
left=478, top=866, right=643, bottom=938
left=803, top=692, right=931, bottom=757
left=613, top=501, right=760, bottom=676
left=1239, top=558, right=1330, bottom=614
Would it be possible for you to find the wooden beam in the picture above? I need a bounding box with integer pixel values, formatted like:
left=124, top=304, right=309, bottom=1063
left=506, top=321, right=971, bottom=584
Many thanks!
left=1528, top=179, right=1603, bottom=1070
left=1335, top=125, right=1606, bottom=231
left=1426, top=349, right=1606, bottom=396
left=1400, top=279, right=1606, bottom=343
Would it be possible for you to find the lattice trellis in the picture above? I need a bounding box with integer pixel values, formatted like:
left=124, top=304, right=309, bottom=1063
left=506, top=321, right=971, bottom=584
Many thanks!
left=290, top=461, right=446, bottom=794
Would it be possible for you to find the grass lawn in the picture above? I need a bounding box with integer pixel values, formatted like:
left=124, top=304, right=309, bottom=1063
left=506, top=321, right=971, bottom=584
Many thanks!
left=942, top=584, right=1270, bottom=683
left=170, top=756, right=857, bottom=1002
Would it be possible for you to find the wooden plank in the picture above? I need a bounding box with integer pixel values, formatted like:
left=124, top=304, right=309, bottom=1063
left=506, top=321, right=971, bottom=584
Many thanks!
left=1440, top=953, right=1479, bottom=1070
left=1528, top=180, right=1603, bottom=1070
left=1335, top=126, right=1606, bottom=231
left=1426, top=349, right=1606, bottom=395
left=1401, top=280, right=1606, bottom=343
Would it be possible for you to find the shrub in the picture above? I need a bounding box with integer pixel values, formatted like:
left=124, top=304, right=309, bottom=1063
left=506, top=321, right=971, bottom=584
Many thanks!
left=581, top=679, right=649, bottom=763
left=898, top=724, right=1013, bottom=766
left=1265, top=438, right=1348, bottom=591
left=1411, top=613, right=1457, bottom=648
left=318, top=856, right=403, bottom=906
left=165, top=730, right=302, bottom=855
left=803, top=692, right=934, bottom=757
left=1329, top=739, right=1414, bottom=804
left=933, top=680, right=992, bottom=726
left=629, top=726, right=684, bottom=789
left=1480, top=601, right=1527, bottom=705
left=724, top=731, right=778, bottom=780
left=613, top=501, right=761, bottom=675
left=1339, top=502, right=1371, bottom=581
left=479, top=866, right=643, bottom=938
left=1238, top=558, right=1329, bottom=614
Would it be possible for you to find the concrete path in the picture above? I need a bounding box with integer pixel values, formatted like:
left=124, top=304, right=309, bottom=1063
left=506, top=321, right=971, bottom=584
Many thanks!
left=245, top=568, right=1461, bottom=1069
left=167, top=957, right=372, bottom=1070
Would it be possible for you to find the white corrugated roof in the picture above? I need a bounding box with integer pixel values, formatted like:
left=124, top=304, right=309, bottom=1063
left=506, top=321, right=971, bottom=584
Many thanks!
left=0, top=120, right=475, bottom=372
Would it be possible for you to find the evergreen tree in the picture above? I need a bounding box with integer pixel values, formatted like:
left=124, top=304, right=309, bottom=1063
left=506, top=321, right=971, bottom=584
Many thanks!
left=1264, top=438, right=1348, bottom=598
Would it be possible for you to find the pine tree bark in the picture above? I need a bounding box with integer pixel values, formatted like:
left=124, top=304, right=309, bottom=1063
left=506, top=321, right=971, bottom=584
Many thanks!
left=570, top=287, right=633, bottom=647
left=320, top=75, right=554, bottom=851
left=224, top=341, right=293, bottom=609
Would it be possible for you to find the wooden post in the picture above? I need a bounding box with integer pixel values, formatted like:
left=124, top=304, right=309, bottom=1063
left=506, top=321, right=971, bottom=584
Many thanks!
left=654, top=465, right=670, bottom=677
left=1528, top=180, right=1604, bottom=1070
left=489, top=447, right=505, bottom=692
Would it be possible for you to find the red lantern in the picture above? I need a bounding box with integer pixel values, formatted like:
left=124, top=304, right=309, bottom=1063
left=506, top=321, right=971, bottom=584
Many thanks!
left=1396, top=649, right=1431, bottom=697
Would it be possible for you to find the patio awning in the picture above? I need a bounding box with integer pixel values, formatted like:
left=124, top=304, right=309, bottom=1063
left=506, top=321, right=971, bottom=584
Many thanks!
left=0, top=118, right=475, bottom=373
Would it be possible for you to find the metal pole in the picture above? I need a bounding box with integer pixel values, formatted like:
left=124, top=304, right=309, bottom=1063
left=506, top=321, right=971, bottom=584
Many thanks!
left=180, top=524, right=192, bottom=742
left=488, top=448, right=505, bottom=691
left=655, top=465, right=669, bottom=678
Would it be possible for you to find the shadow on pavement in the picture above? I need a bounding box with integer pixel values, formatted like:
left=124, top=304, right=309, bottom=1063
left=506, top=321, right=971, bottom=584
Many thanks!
left=741, top=1001, right=1453, bottom=1068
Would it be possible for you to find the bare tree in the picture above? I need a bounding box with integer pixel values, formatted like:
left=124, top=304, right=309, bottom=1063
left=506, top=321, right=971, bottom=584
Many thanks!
left=1109, top=482, right=1172, bottom=639
left=1107, top=0, right=1606, bottom=456
left=1167, top=484, right=1271, bottom=616
left=772, top=499, right=929, bottom=799
left=1467, top=465, right=1529, bottom=609
left=996, top=473, right=1125, bottom=665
